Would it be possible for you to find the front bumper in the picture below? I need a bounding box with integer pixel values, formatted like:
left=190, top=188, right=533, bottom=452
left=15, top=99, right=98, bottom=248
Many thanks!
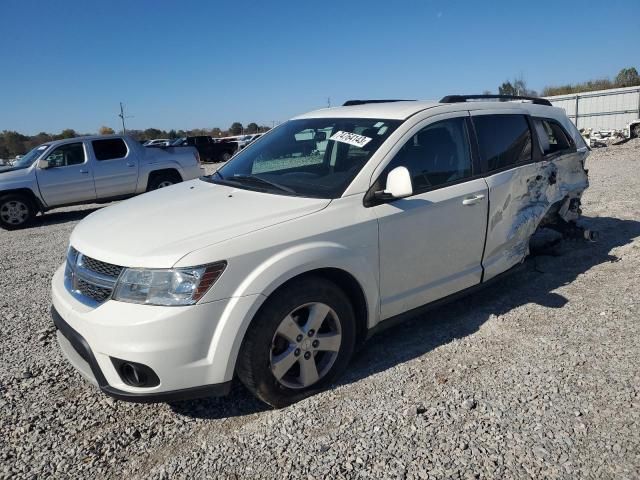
left=52, top=306, right=231, bottom=402
left=51, top=265, right=262, bottom=403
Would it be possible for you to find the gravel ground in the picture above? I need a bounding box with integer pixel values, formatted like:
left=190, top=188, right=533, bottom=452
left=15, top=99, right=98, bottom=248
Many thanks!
left=1, top=142, right=639, bottom=479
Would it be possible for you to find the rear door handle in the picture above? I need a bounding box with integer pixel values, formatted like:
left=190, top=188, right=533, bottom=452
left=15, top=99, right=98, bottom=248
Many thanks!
left=126, top=162, right=135, bottom=167
left=462, top=194, right=485, bottom=205
left=79, top=169, right=89, bottom=174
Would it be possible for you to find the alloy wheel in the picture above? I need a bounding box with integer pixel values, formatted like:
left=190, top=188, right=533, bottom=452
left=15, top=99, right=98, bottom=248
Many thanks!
left=269, top=302, right=342, bottom=389
left=0, top=200, right=29, bottom=225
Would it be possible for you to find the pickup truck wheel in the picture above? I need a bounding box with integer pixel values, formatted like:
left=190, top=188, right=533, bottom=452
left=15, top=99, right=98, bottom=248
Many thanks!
left=633, top=124, right=640, bottom=139
left=237, top=276, right=356, bottom=408
left=221, top=152, right=232, bottom=162
left=0, top=194, right=35, bottom=230
left=147, top=173, right=180, bottom=191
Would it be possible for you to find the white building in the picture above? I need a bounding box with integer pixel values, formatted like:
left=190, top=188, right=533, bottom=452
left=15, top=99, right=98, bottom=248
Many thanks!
left=545, top=85, right=640, bottom=131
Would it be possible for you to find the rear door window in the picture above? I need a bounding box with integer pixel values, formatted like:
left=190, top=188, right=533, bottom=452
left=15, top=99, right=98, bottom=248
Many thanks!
left=92, top=138, right=128, bottom=161
left=473, top=114, right=532, bottom=172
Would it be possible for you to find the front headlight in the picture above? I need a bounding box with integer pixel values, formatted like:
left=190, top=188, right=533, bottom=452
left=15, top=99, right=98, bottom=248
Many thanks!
left=112, top=262, right=226, bottom=306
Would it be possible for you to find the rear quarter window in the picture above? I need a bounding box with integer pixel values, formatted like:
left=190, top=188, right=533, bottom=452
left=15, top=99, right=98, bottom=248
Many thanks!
left=473, top=114, right=532, bottom=171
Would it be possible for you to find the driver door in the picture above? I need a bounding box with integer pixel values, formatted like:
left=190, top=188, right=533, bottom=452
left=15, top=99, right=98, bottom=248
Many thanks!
left=372, top=113, right=489, bottom=319
left=36, top=142, right=97, bottom=207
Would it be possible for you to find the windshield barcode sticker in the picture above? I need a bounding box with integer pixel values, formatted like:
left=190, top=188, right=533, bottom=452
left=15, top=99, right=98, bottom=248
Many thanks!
left=329, top=131, right=372, bottom=148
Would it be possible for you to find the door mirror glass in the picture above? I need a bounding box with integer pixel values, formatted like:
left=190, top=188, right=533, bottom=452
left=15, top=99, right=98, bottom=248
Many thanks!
left=384, top=166, right=413, bottom=198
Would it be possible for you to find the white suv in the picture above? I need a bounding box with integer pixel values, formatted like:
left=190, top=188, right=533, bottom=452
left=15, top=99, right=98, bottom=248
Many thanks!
left=52, top=95, right=590, bottom=407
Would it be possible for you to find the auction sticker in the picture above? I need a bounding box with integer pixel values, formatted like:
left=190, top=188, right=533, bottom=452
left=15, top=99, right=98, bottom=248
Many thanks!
left=329, top=131, right=372, bottom=148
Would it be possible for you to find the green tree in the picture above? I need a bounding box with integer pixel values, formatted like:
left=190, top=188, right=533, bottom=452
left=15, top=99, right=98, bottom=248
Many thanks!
left=58, top=129, right=77, bottom=139
left=99, top=126, right=115, bottom=135
left=615, top=67, right=640, bottom=87
left=168, top=129, right=178, bottom=139
left=229, top=122, right=243, bottom=135
left=1, top=131, right=28, bottom=156
left=246, top=122, right=258, bottom=134
left=499, top=77, right=537, bottom=97
left=143, top=128, right=164, bottom=140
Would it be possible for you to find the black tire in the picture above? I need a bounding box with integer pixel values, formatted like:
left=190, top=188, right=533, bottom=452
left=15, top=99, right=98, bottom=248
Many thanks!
left=633, top=124, right=640, bottom=139
left=236, top=276, right=356, bottom=408
left=0, top=194, right=35, bottom=230
left=147, top=172, right=181, bottom=191
left=221, top=151, right=232, bottom=162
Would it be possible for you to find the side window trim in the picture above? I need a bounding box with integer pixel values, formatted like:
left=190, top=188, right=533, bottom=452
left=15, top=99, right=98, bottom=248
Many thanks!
left=44, top=142, right=88, bottom=168
left=471, top=112, right=535, bottom=176
left=364, top=112, right=478, bottom=207
left=531, top=117, right=577, bottom=159
left=91, top=138, right=129, bottom=161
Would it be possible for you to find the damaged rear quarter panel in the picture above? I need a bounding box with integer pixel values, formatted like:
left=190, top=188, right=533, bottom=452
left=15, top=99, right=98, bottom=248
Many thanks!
left=482, top=149, right=589, bottom=281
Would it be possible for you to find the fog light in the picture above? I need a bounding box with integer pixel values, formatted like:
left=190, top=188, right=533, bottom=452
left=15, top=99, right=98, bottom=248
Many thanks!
left=111, top=358, right=160, bottom=388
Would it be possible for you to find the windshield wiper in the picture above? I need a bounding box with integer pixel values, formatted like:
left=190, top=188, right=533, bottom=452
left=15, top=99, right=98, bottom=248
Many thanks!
left=231, top=174, right=297, bottom=194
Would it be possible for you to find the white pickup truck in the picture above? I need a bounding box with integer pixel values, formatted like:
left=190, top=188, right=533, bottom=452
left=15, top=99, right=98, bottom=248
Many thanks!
left=0, top=135, right=203, bottom=229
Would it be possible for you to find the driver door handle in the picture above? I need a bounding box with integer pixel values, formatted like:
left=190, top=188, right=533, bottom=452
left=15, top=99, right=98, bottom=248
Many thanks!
left=462, top=194, right=485, bottom=205
left=126, top=162, right=135, bottom=167
left=79, top=169, right=89, bottom=174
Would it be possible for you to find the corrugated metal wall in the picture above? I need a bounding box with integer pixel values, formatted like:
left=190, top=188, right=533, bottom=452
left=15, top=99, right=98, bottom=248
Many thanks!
left=544, top=86, right=640, bottom=131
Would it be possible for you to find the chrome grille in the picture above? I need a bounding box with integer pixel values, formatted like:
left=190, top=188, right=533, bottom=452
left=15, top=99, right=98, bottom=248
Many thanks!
left=81, top=255, right=124, bottom=278
left=66, top=247, right=123, bottom=305
left=76, top=278, right=113, bottom=303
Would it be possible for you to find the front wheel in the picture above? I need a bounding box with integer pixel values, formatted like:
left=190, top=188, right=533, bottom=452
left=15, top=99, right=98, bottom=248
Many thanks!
left=236, top=277, right=356, bottom=408
left=633, top=124, right=640, bottom=139
left=0, top=194, right=35, bottom=230
left=221, top=151, right=232, bottom=162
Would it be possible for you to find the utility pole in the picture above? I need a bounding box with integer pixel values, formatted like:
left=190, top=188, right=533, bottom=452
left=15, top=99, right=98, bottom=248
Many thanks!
left=327, top=97, right=331, bottom=108
left=118, top=102, right=133, bottom=134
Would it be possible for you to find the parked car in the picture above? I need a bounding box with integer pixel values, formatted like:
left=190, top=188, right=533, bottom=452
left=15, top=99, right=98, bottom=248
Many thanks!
left=143, top=139, right=171, bottom=147
left=0, top=135, right=203, bottom=229
left=628, top=119, right=640, bottom=138
left=171, top=136, right=237, bottom=163
left=52, top=95, right=590, bottom=407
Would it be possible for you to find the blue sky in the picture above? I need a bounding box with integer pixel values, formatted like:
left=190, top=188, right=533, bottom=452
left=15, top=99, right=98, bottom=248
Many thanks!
left=1, top=0, right=638, bottom=134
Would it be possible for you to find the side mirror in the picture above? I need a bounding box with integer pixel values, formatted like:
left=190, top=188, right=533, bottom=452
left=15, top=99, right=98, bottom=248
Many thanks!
left=37, top=158, right=52, bottom=169
left=379, top=166, right=413, bottom=199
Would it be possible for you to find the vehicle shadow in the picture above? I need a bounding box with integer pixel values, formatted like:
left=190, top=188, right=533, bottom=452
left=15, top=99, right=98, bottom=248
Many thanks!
left=170, top=215, right=639, bottom=419
left=33, top=207, right=103, bottom=227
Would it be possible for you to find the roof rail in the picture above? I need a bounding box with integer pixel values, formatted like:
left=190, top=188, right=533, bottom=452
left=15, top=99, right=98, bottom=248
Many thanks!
left=342, top=99, right=415, bottom=106
left=439, top=94, right=552, bottom=107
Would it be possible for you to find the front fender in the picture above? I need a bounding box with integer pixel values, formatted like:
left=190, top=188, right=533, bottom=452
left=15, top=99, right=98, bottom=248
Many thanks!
left=203, top=242, right=380, bottom=381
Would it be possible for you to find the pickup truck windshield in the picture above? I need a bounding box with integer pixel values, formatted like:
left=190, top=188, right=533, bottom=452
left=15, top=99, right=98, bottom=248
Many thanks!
left=9, top=144, right=50, bottom=170
left=207, top=118, right=401, bottom=198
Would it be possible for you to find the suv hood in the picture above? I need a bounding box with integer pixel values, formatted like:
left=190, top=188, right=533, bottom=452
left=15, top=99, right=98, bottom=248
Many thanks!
left=71, top=179, right=331, bottom=268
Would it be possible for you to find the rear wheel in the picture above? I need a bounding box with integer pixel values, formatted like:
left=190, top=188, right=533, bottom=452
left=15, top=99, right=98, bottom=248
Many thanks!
left=633, top=124, right=640, bottom=139
left=221, top=151, right=232, bottom=162
left=147, top=172, right=181, bottom=191
left=236, top=276, right=356, bottom=408
left=0, top=194, right=35, bottom=230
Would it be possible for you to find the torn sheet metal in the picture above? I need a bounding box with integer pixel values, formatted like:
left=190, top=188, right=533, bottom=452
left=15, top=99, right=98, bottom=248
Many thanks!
left=482, top=150, right=589, bottom=281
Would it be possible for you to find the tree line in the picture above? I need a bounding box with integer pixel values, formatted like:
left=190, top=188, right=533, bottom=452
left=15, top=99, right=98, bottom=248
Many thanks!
left=490, top=67, right=639, bottom=98
left=0, top=122, right=272, bottom=159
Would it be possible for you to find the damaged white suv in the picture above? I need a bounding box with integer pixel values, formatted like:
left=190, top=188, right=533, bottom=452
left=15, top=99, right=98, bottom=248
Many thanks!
left=52, top=95, right=590, bottom=407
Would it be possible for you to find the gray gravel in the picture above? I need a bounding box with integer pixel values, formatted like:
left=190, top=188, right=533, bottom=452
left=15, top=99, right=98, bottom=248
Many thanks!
left=1, top=143, right=640, bottom=479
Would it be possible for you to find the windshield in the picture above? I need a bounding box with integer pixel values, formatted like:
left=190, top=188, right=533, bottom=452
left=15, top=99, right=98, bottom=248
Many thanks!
left=206, top=118, right=401, bottom=198
left=9, top=144, right=50, bottom=170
